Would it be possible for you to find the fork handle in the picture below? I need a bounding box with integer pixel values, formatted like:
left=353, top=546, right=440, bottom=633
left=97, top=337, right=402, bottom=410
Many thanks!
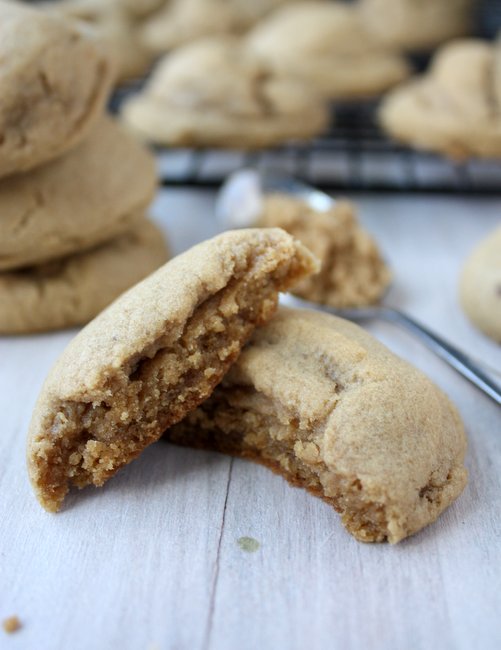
left=381, top=308, right=501, bottom=405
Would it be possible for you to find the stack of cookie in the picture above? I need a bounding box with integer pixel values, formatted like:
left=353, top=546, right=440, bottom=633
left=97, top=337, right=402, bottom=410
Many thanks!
left=0, top=2, right=168, bottom=335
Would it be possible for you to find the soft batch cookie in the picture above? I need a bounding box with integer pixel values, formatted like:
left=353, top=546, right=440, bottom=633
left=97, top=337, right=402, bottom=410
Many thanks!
left=139, top=0, right=297, bottom=56
left=360, top=0, right=474, bottom=52
left=0, top=0, right=114, bottom=178
left=27, top=229, right=318, bottom=512
left=258, top=194, right=391, bottom=307
left=380, top=40, right=501, bottom=159
left=121, top=37, right=329, bottom=148
left=0, top=117, right=156, bottom=272
left=246, top=1, right=410, bottom=100
left=168, top=308, right=468, bottom=543
left=0, top=219, right=168, bottom=335
left=460, top=226, right=501, bottom=342
left=49, top=0, right=155, bottom=82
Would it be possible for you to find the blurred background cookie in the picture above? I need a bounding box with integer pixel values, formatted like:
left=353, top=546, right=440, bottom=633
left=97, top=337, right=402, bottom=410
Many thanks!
left=0, top=0, right=114, bottom=178
left=139, top=0, right=303, bottom=57
left=460, top=226, right=501, bottom=343
left=245, top=1, right=411, bottom=100
left=360, top=0, right=475, bottom=52
left=121, top=37, right=329, bottom=148
left=380, top=39, right=501, bottom=159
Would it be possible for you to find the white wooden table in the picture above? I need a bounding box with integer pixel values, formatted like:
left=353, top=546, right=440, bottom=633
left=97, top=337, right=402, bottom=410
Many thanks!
left=1, top=189, right=500, bottom=650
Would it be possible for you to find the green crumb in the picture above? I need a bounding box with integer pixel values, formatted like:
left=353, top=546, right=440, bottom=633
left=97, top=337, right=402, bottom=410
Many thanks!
left=237, top=536, right=260, bottom=553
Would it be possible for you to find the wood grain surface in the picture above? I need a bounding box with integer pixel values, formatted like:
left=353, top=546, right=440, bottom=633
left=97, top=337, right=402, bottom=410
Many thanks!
left=1, top=189, right=500, bottom=650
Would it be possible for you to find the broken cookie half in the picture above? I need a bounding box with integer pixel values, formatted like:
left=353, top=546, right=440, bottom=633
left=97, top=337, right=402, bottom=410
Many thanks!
left=28, top=229, right=318, bottom=512
left=167, top=308, right=468, bottom=543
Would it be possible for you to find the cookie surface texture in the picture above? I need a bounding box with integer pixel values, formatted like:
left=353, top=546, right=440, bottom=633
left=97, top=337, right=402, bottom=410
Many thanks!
left=0, top=0, right=114, bottom=178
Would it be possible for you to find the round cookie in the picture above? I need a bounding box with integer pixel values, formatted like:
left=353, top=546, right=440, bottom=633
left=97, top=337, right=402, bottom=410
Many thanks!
left=0, top=219, right=169, bottom=335
left=0, top=116, right=156, bottom=272
left=168, top=307, right=468, bottom=544
left=27, top=228, right=318, bottom=512
left=245, top=1, right=411, bottom=100
left=139, top=0, right=296, bottom=56
left=460, top=226, right=501, bottom=343
left=380, top=40, right=501, bottom=160
left=0, top=0, right=114, bottom=179
left=121, top=37, right=329, bottom=148
left=48, top=0, right=154, bottom=82
left=360, top=0, right=474, bottom=52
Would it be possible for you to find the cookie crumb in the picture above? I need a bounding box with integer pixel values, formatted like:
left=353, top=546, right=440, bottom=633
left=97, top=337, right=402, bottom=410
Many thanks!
left=237, top=536, right=260, bottom=553
left=3, top=616, right=21, bottom=634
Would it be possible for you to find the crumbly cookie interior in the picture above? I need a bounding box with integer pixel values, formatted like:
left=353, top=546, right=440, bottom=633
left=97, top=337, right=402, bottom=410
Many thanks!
left=34, top=245, right=308, bottom=512
left=167, top=388, right=391, bottom=542
left=258, top=195, right=391, bottom=308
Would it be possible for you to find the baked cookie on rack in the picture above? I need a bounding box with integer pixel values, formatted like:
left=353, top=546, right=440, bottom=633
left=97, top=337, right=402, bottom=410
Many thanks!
left=257, top=194, right=391, bottom=307
left=0, top=117, right=156, bottom=272
left=121, top=37, right=329, bottom=148
left=167, top=308, right=468, bottom=543
left=139, top=0, right=301, bottom=56
left=27, top=229, right=317, bottom=512
left=0, top=0, right=114, bottom=178
left=360, top=0, right=474, bottom=52
left=245, top=1, right=411, bottom=100
left=0, top=219, right=168, bottom=335
left=460, top=226, right=501, bottom=343
left=47, top=0, right=155, bottom=82
left=380, top=40, right=501, bottom=160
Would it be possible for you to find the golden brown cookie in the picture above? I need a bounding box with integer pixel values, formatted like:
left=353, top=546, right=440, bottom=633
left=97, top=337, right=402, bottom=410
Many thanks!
left=460, top=225, right=501, bottom=342
left=47, top=0, right=154, bottom=82
left=121, top=37, right=329, bottom=148
left=360, top=0, right=474, bottom=52
left=246, top=1, right=411, bottom=100
left=168, top=308, right=468, bottom=543
left=258, top=194, right=391, bottom=307
left=0, top=116, right=156, bottom=272
left=27, top=229, right=318, bottom=512
left=0, top=219, right=168, bottom=335
left=380, top=40, right=501, bottom=159
left=0, top=0, right=114, bottom=178
left=139, top=0, right=297, bottom=56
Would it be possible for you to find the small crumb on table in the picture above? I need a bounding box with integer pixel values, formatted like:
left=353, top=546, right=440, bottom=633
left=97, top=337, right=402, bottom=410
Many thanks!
left=237, top=536, right=260, bottom=553
left=3, top=616, right=21, bottom=634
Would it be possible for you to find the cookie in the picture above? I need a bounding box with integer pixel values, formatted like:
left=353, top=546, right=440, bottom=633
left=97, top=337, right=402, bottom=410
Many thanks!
left=246, top=1, right=411, bottom=100
left=460, top=226, right=501, bottom=343
left=139, top=0, right=295, bottom=56
left=0, top=0, right=114, bottom=179
left=0, top=116, right=156, bottom=272
left=258, top=194, right=391, bottom=307
left=121, top=37, right=329, bottom=148
left=27, top=229, right=318, bottom=512
left=360, top=0, right=474, bottom=52
left=380, top=40, right=501, bottom=160
left=168, top=308, right=468, bottom=543
left=48, top=0, right=154, bottom=82
left=0, top=219, right=168, bottom=335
